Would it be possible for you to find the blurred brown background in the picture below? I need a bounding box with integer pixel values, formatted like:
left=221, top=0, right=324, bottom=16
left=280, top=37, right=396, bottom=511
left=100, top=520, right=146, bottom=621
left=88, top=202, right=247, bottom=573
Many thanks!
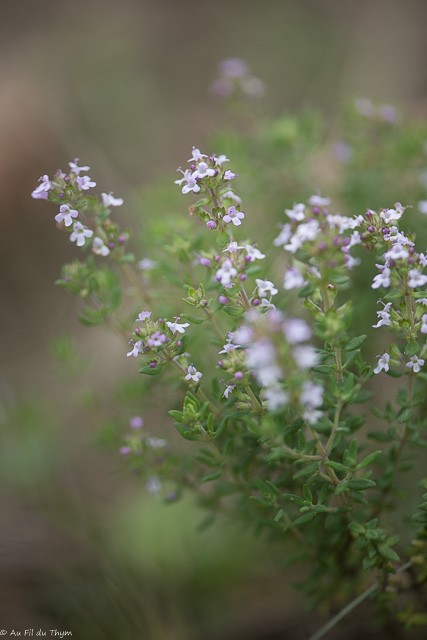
left=1, top=0, right=427, bottom=638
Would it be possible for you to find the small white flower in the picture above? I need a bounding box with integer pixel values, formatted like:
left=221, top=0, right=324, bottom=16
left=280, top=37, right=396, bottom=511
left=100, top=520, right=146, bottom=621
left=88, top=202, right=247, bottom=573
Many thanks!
left=418, top=200, right=427, bottom=215
left=224, top=170, right=237, bottom=181
left=255, top=279, right=278, bottom=298
left=136, top=311, right=151, bottom=322
left=223, top=383, right=235, bottom=399
left=373, top=302, right=392, bottom=329
left=76, top=175, right=96, bottom=190
left=213, top=154, right=230, bottom=165
left=92, top=237, right=110, bottom=256
left=70, top=222, right=93, bottom=247
left=185, top=364, right=202, bottom=382
left=408, top=269, right=427, bottom=289
left=102, top=192, right=124, bottom=207
left=262, top=386, right=289, bottom=411
left=293, top=345, right=318, bottom=369
left=55, top=204, right=78, bottom=227
left=220, top=190, right=241, bottom=204
left=69, top=159, right=90, bottom=175
left=166, top=318, right=190, bottom=334
left=32, top=174, right=51, bottom=199
left=146, top=476, right=162, bottom=494
left=223, top=241, right=244, bottom=254
left=194, top=161, right=216, bottom=179
left=146, top=437, right=167, bottom=449
left=308, top=195, right=330, bottom=207
left=216, top=259, right=237, bottom=287
left=300, top=381, right=324, bottom=409
left=285, top=203, right=305, bottom=221
left=223, top=206, right=245, bottom=226
left=385, top=243, right=409, bottom=262
left=274, top=223, right=292, bottom=248
left=188, top=147, right=207, bottom=162
left=380, top=208, right=403, bottom=224
left=283, top=266, right=306, bottom=290
left=374, top=353, right=390, bottom=374
left=127, top=340, right=143, bottom=358
left=138, top=258, right=157, bottom=271
left=303, top=408, right=323, bottom=425
left=283, top=319, right=312, bottom=345
left=421, top=314, right=427, bottom=334
left=372, top=266, right=391, bottom=289
left=406, top=355, right=425, bottom=373
left=245, top=244, right=265, bottom=261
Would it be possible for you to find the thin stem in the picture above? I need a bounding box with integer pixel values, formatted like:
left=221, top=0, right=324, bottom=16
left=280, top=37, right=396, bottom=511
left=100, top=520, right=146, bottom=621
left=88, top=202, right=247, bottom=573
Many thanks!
left=307, top=561, right=412, bottom=640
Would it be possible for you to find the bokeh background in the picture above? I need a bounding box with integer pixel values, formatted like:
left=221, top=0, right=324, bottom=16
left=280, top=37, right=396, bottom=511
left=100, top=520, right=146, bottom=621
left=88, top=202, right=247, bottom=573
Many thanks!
left=1, top=1, right=427, bottom=638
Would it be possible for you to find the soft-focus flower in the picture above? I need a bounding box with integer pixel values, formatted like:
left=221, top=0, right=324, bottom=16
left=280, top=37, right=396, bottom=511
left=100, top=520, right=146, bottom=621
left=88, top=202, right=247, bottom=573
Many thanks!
left=300, top=381, right=324, bottom=409
left=263, top=386, right=289, bottom=411
left=213, top=154, right=230, bottom=165
left=32, top=174, right=51, bottom=199
left=77, top=175, right=96, bottom=190
left=224, top=170, right=237, bottom=181
left=283, top=266, right=306, bottom=290
left=308, top=195, right=330, bottom=208
left=194, top=161, right=216, bottom=179
left=136, top=311, right=152, bottom=322
left=69, top=159, right=90, bottom=175
left=55, top=204, right=78, bottom=227
left=146, top=437, right=167, bottom=449
left=283, top=318, right=312, bottom=345
left=293, top=345, right=318, bottom=369
left=138, top=258, right=157, bottom=270
left=188, top=147, right=206, bottom=162
left=146, top=476, right=162, bottom=494
left=216, top=260, right=237, bottom=287
left=408, top=269, right=427, bottom=288
left=102, top=192, right=124, bottom=207
left=285, top=203, right=305, bottom=221
left=418, top=200, right=427, bottom=215
left=92, top=237, right=110, bottom=256
left=130, top=416, right=144, bottom=429
left=421, top=314, right=427, bottom=334
left=245, top=244, right=265, bottom=261
left=223, top=383, right=235, bottom=399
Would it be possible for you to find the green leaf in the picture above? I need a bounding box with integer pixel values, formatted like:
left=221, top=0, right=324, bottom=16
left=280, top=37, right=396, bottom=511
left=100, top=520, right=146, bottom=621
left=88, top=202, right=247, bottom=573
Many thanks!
left=378, top=544, right=400, bottom=562
left=346, top=478, right=376, bottom=491
left=180, top=313, right=205, bottom=324
left=202, top=471, right=223, bottom=483
left=293, top=462, right=320, bottom=479
left=405, top=340, right=419, bottom=357
left=355, top=451, right=382, bottom=470
left=168, top=410, right=183, bottom=422
left=344, top=335, right=367, bottom=351
left=138, top=364, right=164, bottom=375
left=293, top=511, right=316, bottom=526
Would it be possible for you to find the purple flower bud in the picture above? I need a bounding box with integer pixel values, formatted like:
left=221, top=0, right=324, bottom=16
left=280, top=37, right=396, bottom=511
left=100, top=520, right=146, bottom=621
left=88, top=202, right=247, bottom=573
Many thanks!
left=365, top=210, right=373, bottom=218
left=234, top=371, right=244, bottom=380
left=382, top=227, right=389, bottom=235
left=240, top=274, right=247, bottom=281
left=245, top=254, right=252, bottom=262
left=342, top=236, right=351, bottom=246
left=252, top=298, right=260, bottom=306
left=130, top=416, right=144, bottom=429
left=149, top=361, right=157, bottom=368
left=312, top=206, right=320, bottom=215
left=176, top=340, right=182, bottom=347
left=219, top=295, right=229, bottom=304
left=108, top=242, right=116, bottom=249
left=118, top=234, right=126, bottom=244
left=408, top=257, right=415, bottom=264
left=367, top=226, right=375, bottom=233
left=206, top=220, right=217, bottom=230
left=59, top=193, right=65, bottom=198
left=318, top=242, right=327, bottom=251
left=200, top=257, right=211, bottom=267
left=158, top=318, right=164, bottom=324
left=144, top=346, right=151, bottom=353
left=217, top=360, right=223, bottom=367
left=134, top=327, right=141, bottom=335
left=214, top=254, right=220, bottom=262
left=213, top=169, right=219, bottom=177
left=64, top=176, right=70, bottom=184
left=388, top=259, right=396, bottom=268
left=409, top=246, right=415, bottom=254
left=190, top=164, right=196, bottom=171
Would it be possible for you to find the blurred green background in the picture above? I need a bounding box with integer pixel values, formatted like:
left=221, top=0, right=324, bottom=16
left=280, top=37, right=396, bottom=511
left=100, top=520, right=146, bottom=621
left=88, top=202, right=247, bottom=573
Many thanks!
left=1, top=0, right=427, bottom=638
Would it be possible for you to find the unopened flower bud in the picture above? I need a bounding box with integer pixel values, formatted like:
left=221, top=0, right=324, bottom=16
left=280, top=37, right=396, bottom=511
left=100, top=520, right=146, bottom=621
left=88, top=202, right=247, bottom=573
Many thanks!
left=234, top=371, right=244, bottom=380
left=206, top=220, right=217, bottom=229
left=219, top=295, right=229, bottom=304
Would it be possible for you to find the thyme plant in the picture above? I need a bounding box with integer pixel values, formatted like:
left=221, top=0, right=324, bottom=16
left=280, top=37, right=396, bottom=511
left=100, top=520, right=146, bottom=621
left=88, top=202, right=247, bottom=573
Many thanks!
left=32, top=100, right=427, bottom=637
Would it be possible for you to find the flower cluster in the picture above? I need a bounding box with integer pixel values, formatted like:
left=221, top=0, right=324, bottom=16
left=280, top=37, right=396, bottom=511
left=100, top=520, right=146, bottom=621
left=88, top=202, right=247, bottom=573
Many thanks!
left=31, top=159, right=125, bottom=259
left=209, top=58, right=265, bottom=99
